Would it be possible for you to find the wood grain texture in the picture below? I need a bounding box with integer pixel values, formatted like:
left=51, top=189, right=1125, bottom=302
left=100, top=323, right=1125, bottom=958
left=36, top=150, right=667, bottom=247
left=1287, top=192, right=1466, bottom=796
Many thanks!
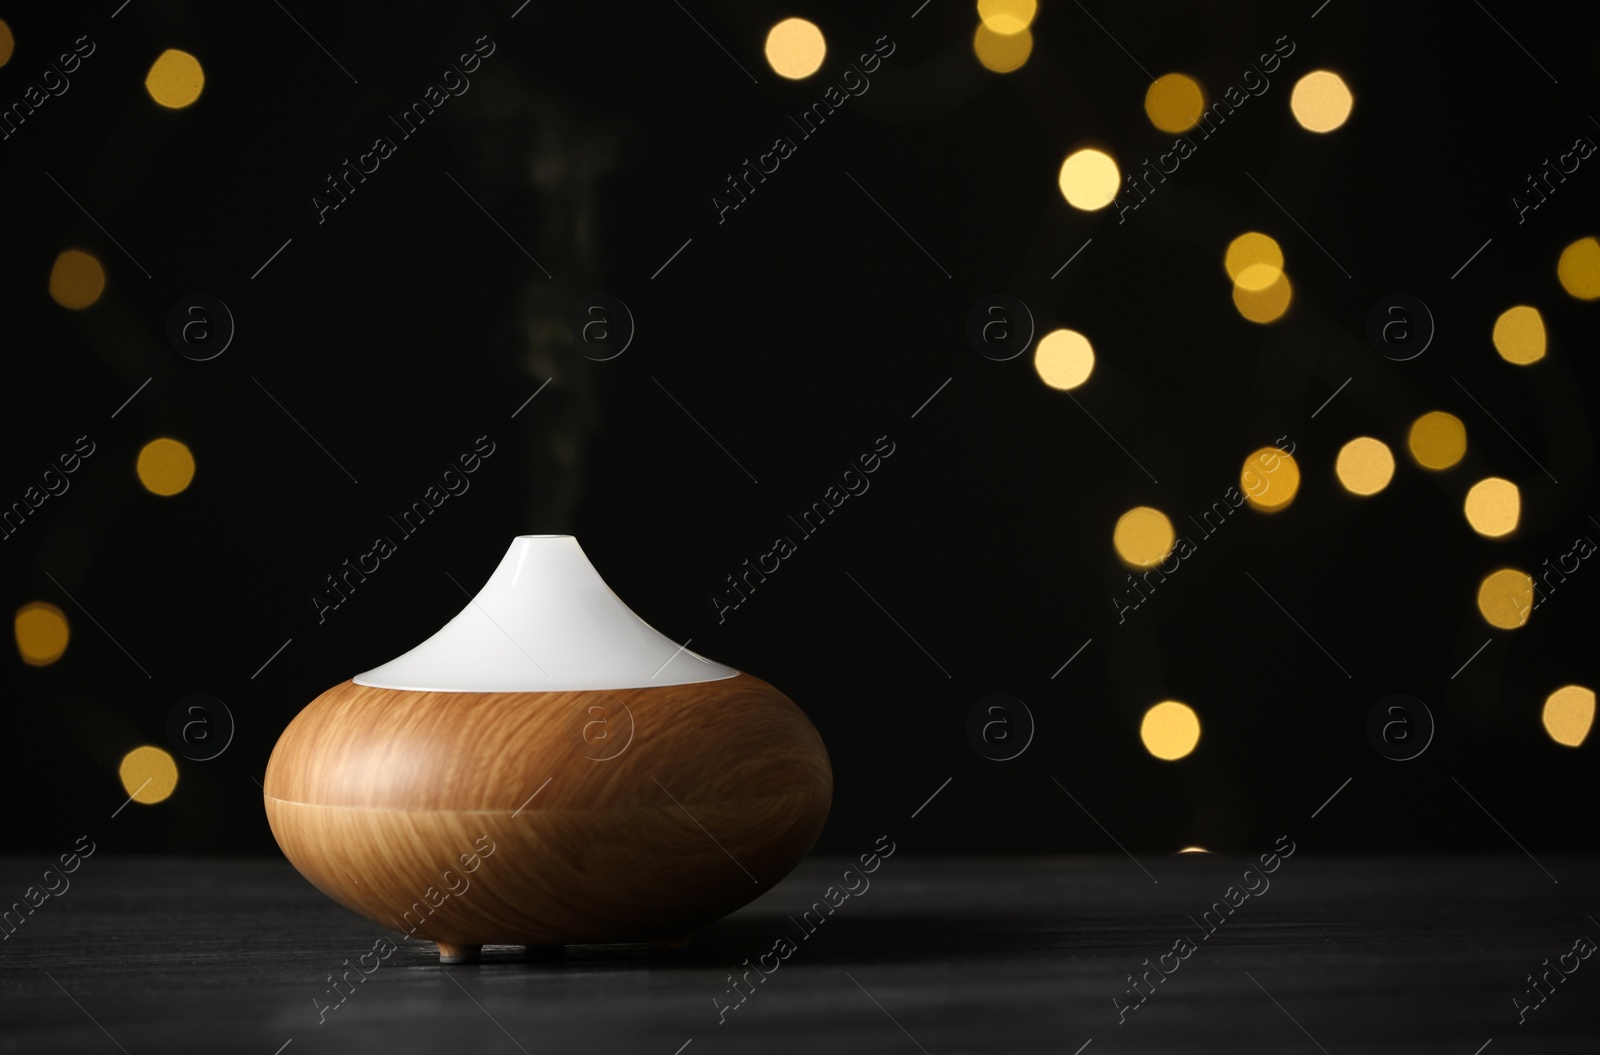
left=262, top=673, right=831, bottom=950
left=9, top=855, right=1600, bottom=1054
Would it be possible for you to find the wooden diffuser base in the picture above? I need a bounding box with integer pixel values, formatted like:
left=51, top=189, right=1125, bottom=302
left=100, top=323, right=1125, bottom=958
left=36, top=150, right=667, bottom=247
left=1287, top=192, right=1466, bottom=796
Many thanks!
left=263, top=673, right=831, bottom=962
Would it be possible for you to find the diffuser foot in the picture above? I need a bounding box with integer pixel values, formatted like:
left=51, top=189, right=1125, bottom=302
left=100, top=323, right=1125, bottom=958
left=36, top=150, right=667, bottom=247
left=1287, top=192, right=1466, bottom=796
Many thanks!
left=437, top=942, right=482, bottom=964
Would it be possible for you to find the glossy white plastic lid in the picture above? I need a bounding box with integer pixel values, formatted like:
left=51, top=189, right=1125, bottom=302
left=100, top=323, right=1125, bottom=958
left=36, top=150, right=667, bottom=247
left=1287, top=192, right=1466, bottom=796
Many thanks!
left=354, top=535, right=737, bottom=692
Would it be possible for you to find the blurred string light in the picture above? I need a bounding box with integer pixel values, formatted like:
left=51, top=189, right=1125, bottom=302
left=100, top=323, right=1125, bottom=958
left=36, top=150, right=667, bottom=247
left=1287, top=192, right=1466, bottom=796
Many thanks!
left=1407, top=411, right=1466, bottom=470
left=1464, top=477, right=1520, bottom=538
left=1290, top=70, right=1352, bottom=132
left=1542, top=685, right=1594, bottom=747
left=1335, top=436, right=1395, bottom=496
left=1477, top=568, right=1533, bottom=629
left=137, top=438, right=196, bottom=496
left=764, top=18, right=826, bottom=80
left=977, top=0, right=1037, bottom=34
left=1557, top=236, right=1600, bottom=300
left=0, top=19, right=13, bottom=68
left=1058, top=149, right=1120, bottom=210
left=1492, top=305, right=1546, bottom=364
left=1113, top=506, right=1175, bottom=568
left=15, top=602, right=70, bottom=666
left=1141, top=700, right=1200, bottom=760
left=1232, top=270, right=1292, bottom=323
left=1225, top=231, right=1291, bottom=323
left=1224, top=232, right=1282, bottom=286
left=145, top=48, right=205, bottom=109
left=973, top=23, right=1033, bottom=72
left=1033, top=328, right=1094, bottom=390
left=1144, top=73, right=1204, bottom=133
left=1241, top=447, right=1300, bottom=512
left=119, top=746, right=178, bottom=804
left=49, top=249, right=106, bottom=309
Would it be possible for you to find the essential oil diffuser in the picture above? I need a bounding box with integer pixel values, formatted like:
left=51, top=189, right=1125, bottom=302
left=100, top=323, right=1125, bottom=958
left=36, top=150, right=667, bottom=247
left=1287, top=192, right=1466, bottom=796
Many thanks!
left=263, top=535, right=832, bottom=963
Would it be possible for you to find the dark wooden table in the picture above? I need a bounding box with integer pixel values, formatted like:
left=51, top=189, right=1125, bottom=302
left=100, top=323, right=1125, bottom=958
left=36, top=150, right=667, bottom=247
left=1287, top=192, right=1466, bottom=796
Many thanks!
left=2, top=854, right=1596, bottom=1053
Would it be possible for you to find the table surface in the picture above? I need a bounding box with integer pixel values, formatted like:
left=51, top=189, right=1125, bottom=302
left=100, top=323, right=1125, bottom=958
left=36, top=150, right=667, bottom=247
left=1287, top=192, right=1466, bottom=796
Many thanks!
left=2, top=854, right=1596, bottom=1053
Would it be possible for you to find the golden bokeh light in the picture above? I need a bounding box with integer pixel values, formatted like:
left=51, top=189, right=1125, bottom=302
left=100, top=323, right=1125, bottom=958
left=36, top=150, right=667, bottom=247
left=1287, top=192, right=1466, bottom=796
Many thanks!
left=1477, top=568, right=1533, bottom=630
left=1407, top=411, right=1466, bottom=470
left=977, top=0, right=1037, bottom=34
left=1491, top=305, right=1546, bottom=365
left=1241, top=447, right=1300, bottom=512
left=1224, top=232, right=1283, bottom=287
left=0, top=20, right=14, bottom=68
left=49, top=249, right=106, bottom=310
left=1556, top=237, right=1600, bottom=300
left=1542, top=685, right=1594, bottom=747
left=137, top=438, right=196, bottom=496
left=119, top=746, right=179, bottom=805
left=1464, top=477, right=1520, bottom=538
left=1113, top=506, right=1175, bottom=568
left=1145, top=73, right=1205, bottom=133
left=1335, top=436, right=1395, bottom=496
left=1033, top=328, right=1095, bottom=390
left=1290, top=70, right=1352, bottom=132
left=1232, top=268, right=1292, bottom=323
left=1058, top=149, right=1120, bottom=211
left=765, top=18, right=826, bottom=80
left=1141, top=701, right=1200, bottom=761
left=973, top=23, right=1033, bottom=73
left=15, top=602, right=70, bottom=666
left=145, top=48, right=205, bottom=109
left=1176, top=846, right=1212, bottom=854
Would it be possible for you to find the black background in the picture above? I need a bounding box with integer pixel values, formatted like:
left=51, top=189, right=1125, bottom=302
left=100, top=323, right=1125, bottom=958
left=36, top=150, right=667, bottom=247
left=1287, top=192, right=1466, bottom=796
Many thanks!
left=3, top=0, right=1596, bottom=857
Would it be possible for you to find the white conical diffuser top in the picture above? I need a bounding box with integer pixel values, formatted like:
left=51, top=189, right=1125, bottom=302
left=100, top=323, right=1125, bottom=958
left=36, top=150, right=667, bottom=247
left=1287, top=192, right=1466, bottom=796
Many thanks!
left=354, top=535, right=737, bottom=692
